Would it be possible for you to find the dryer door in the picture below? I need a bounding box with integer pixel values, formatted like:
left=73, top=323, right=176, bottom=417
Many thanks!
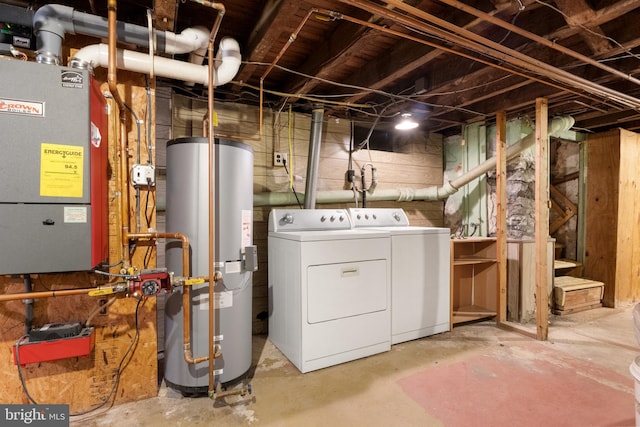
left=307, top=259, right=387, bottom=323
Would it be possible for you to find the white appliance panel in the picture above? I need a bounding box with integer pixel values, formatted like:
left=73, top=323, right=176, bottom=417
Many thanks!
left=391, top=232, right=450, bottom=343
left=347, top=208, right=451, bottom=345
left=267, top=209, right=391, bottom=373
left=307, top=259, right=387, bottom=323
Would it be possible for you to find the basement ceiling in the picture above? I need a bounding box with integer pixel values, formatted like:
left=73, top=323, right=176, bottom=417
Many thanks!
left=6, top=0, right=640, bottom=135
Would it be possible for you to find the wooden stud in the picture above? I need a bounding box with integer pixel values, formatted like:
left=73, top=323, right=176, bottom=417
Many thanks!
left=535, top=98, right=549, bottom=341
left=496, top=111, right=507, bottom=323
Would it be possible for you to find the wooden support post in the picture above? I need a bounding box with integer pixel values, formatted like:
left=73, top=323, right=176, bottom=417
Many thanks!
left=535, top=98, right=549, bottom=341
left=496, top=111, right=507, bottom=323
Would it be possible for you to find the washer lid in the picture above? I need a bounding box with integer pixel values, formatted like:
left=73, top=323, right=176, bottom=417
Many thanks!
left=268, top=228, right=389, bottom=242
left=362, top=226, right=451, bottom=236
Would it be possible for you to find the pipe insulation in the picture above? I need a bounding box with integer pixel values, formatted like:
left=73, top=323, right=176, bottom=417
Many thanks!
left=71, top=38, right=241, bottom=86
left=33, top=4, right=210, bottom=64
left=253, top=115, right=574, bottom=207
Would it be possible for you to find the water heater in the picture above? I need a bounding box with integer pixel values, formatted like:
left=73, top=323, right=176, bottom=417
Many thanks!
left=164, top=137, right=255, bottom=393
left=0, top=58, right=108, bottom=275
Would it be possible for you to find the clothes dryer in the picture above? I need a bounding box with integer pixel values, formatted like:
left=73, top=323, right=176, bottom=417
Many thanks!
left=268, top=209, right=391, bottom=373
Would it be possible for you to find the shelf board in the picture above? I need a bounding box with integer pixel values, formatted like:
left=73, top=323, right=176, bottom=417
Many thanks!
left=453, top=257, right=496, bottom=266
left=452, top=305, right=496, bottom=324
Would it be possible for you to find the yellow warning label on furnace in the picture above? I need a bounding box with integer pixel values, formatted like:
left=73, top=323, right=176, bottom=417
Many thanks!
left=40, top=143, right=84, bottom=197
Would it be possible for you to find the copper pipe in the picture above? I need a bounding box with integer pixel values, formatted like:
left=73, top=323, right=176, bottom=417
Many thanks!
left=107, top=0, right=212, bottom=377
left=345, top=0, right=640, bottom=109
left=259, top=6, right=611, bottom=130
left=258, top=8, right=319, bottom=148
left=107, top=0, right=132, bottom=269
left=261, top=9, right=318, bottom=82
left=207, top=3, right=223, bottom=400
left=129, top=230, right=199, bottom=365
left=435, top=0, right=640, bottom=88
left=316, top=9, right=609, bottom=114
left=0, top=288, right=104, bottom=302
left=189, top=0, right=225, bottom=398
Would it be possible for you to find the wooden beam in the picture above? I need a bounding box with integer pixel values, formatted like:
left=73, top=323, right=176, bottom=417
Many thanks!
left=535, top=97, right=549, bottom=341
left=153, top=0, right=177, bottom=32
left=234, top=0, right=301, bottom=86
left=549, top=184, right=578, bottom=234
left=496, top=110, right=507, bottom=323
left=553, top=0, right=612, bottom=55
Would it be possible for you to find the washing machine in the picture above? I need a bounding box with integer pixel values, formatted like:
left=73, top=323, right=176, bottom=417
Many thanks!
left=349, top=208, right=451, bottom=344
left=268, top=208, right=391, bottom=373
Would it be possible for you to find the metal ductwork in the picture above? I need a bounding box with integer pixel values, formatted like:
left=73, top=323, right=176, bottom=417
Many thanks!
left=253, top=115, right=575, bottom=207
left=33, top=4, right=211, bottom=65
left=303, top=105, right=325, bottom=209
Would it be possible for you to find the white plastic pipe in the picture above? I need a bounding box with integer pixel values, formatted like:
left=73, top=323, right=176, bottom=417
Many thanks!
left=164, top=26, right=211, bottom=55
left=72, top=37, right=241, bottom=86
left=252, top=116, right=575, bottom=207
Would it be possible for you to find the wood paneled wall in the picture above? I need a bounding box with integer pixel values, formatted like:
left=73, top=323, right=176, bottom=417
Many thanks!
left=166, top=95, right=447, bottom=334
left=584, top=128, right=640, bottom=306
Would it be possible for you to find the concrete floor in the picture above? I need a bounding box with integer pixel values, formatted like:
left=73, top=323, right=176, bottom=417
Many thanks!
left=74, top=305, right=639, bottom=426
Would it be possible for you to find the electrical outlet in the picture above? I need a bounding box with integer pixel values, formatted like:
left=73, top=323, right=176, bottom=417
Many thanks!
left=132, top=164, right=155, bottom=186
left=273, top=152, right=288, bottom=167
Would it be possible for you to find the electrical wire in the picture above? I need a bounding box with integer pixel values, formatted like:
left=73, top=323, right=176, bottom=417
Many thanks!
left=92, top=270, right=133, bottom=278
left=85, top=296, right=118, bottom=327
left=282, top=159, right=303, bottom=209
left=123, top=102, right=143, bottom=233
left=16, top=296, right=144, bottom=417
left=533, top=0, right=640, bottom=62
left=97, top=259, right=124, bottom=269
left=70, top=296, right=143, bottom=417
left=237, top=62, right=486, bottom=116
left=145, top=75, right=154, bottom=166
left=143, top=184, right=155, bottom=268
left=288, top=105, right=294, bottom=189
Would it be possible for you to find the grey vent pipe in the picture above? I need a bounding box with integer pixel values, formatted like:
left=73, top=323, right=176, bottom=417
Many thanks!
left=33, top=4, right=210, bottom=64
left=303, top=105, right=325, bottom=209
left=253, top=115, right=575, bottom=207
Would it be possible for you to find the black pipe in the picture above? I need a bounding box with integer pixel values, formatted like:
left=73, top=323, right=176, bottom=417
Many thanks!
left=23, top=275, right=33, bottom=335
left=361, top=168, right=367, bottom=208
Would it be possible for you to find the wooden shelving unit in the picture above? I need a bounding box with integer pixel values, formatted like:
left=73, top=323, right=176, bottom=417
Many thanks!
left=451, top=238, right=498, bottom=327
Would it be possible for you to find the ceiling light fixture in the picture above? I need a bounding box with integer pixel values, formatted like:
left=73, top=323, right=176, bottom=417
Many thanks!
left=395, top=113, right=419, bottom=130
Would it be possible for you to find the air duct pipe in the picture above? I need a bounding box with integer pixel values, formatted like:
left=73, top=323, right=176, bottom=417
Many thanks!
left=33, top=4, right=210, bottom=64
left=253, top=116, right=574, bottom=206
left=71, top=38, right=241, bottom=86
left=304, top=105, right=325, bottom=209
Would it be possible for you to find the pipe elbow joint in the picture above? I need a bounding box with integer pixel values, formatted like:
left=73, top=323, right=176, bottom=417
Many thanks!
left=214, top=37, right=241, bottom=86
left=33, top=4, right=74, bottom=64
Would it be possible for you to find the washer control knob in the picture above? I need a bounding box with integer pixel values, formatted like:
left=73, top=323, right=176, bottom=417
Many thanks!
left=393, top=212, right=401, bottom=222
left=365, top=214, right=369, bottom=220
left=357, top=214, right=361, bottom=220
left=373, top=214, right=377, bottom=220
left=330, top=216, right=336, bottom=222
left=282, top=213, right=294, bottom=224
left=339, top=215, right=345, bottom=222
left=320, top=215, right=327, bottom=222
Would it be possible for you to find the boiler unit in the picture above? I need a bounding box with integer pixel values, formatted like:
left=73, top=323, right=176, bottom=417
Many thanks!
left=164, top=137, right=256, bottom=393
left=0, top=57, right=109, bottom=275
